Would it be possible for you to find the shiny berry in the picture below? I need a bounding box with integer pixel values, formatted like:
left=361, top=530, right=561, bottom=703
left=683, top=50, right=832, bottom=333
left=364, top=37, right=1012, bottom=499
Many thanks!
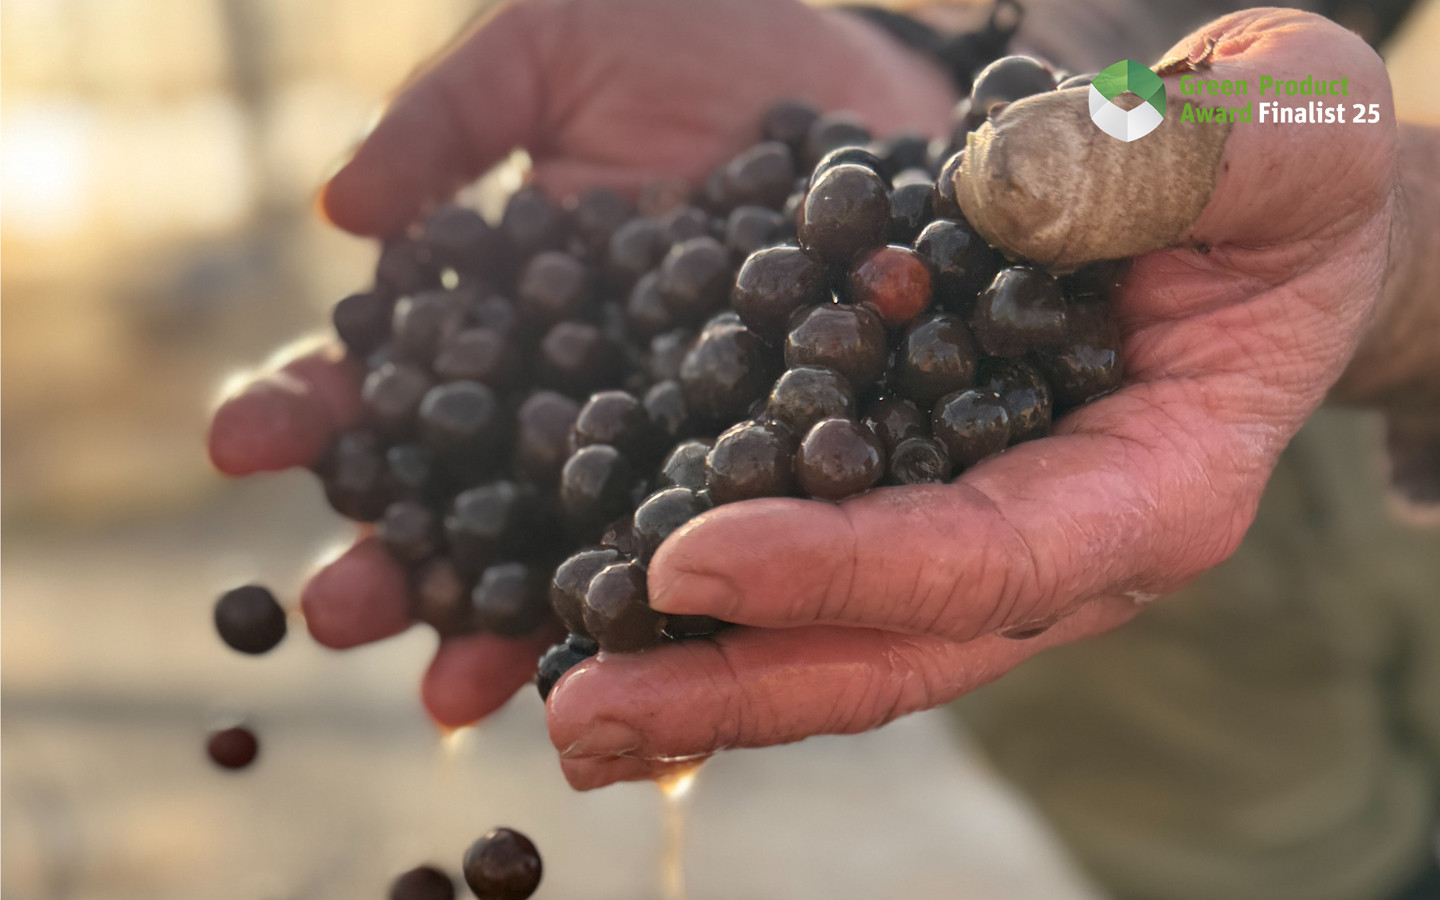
left=731, top=245, right=830, bottom=342
left=657, top=439, right=713, bottom=492
left=633, top=487, right=710, bottom=564
left=795, top=418, right=885, bottom=501
left=860, top=396, right=927, bottom=453
left=888, top=435, right=952, bottom=484
left=977, top=358, right=1053, bottom=443
left=893, top=312, right=979, bottom=408
left=570, top=391, right=655, bottom=460
left=784, top=303, right=887, bottom=388
left=799, top=164, right=889, bottom=264
left=462, top=828, right=543, bottom=900
left=705, top=421, right=796, bottom=504
left=764, top=366, right=855, bottom=434
left=583, top=561, right=665, bottom=653
left=970, top=55, right=1057, bottom=118
left=931, top=389, right=1011, bottom=469
left=550, top=547, right=624, bottom=637
left=972, top=266, right=1068, bottom=357
left=679, top=318, right=775, bottom=423
left=559, top=445, right=634, bottom=536
left=536, top=636, right=597, bottom=701
left=846, top=244, right=933, bottom=327
left=914, top=219, right=1001, bottom=313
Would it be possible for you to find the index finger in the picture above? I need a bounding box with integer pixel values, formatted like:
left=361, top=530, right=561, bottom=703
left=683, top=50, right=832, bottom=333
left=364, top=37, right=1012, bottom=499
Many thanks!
left=320, top=1, right=545, bottom=236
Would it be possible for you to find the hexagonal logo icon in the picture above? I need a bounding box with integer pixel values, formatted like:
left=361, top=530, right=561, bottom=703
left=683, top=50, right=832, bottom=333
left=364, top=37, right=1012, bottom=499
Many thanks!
left=1088, top=60, right=1166, bottom=142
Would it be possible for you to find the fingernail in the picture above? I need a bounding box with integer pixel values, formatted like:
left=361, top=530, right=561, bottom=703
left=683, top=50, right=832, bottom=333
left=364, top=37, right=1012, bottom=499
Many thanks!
left=650, top=570, right=738, bottom=617
left=560, top=718, right=643, bottom=761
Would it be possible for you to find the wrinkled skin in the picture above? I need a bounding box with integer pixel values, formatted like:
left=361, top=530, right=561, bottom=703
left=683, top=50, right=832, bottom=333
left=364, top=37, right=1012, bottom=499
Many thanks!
left=208, top=3, right=1398, bottom=790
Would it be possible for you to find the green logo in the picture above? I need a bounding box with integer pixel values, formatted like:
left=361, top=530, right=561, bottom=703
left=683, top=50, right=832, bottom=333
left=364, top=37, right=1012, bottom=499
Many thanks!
left=1089, top=60, right=1166, bottom=141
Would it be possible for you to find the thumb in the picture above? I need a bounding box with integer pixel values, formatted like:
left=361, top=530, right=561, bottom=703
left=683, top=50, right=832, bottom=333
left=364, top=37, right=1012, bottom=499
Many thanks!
left=320, top=1, right=544, bottom=236
left=956, top=8, right=1395, bottom=269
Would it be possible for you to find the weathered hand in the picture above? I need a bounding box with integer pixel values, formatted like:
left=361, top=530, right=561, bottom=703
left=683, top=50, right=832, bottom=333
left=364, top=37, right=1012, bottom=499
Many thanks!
left=547, top=9, right=1400, bottom=788
left=206, top=0, right=958, bottom=729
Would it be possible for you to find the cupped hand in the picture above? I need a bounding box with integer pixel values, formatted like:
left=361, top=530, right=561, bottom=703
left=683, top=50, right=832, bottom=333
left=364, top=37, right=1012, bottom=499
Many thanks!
left=206, top=0, right=958, bottom=729
left=547, top=9, right=1400, bottom=788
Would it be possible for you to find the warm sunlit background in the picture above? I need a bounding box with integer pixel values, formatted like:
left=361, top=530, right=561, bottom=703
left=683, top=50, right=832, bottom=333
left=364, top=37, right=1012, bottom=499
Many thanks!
left=3, top=1, right=1437, bottom=898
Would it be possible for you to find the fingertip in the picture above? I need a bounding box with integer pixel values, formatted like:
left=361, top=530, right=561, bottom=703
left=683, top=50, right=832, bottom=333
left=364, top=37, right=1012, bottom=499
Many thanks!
left=319, top=160, right=415, bottom=238
left=207, top=373, right=333, bottom=475
left=279, top=345, right=366, bottom=430
left=421, top=630, right=558, bottom=729
left=300, top=538, right=412, bottom=649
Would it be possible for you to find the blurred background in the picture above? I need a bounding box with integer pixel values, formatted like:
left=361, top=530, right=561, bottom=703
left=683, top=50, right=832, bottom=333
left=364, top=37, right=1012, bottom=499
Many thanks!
left=3, top=1, right=1437, bottom=898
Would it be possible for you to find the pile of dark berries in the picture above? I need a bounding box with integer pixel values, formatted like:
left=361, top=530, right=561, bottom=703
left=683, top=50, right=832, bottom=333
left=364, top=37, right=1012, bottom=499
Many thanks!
left=214, top=57, right=1119, bottom=711
left=299, top=55, right=1125, bottom=697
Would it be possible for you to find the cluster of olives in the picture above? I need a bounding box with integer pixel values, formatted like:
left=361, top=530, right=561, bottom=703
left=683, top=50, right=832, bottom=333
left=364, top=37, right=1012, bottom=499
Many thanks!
left=291, top=54, right=1122, bottom=702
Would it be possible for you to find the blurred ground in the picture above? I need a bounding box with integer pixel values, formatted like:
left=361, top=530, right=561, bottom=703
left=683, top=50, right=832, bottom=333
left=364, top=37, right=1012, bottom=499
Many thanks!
left=4, top=0, right=1436, bottom=897
left=1, top=470, right=1102, bottom=900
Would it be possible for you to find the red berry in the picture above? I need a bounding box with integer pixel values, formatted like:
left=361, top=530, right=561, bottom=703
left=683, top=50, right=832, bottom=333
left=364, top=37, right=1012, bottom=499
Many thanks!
left=847, top=245, right=934, bottom=327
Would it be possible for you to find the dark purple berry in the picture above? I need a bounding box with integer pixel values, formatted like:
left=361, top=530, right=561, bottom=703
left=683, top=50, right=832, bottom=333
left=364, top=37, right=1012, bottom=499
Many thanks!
left=657, top=439, right=713, bottom=492
left=462, top=828, right=543, bottom=900
left=389, top=865, right=455, bottom=900
left=583, top=561, right=665, bottom=653
left=731, top=245, right=830, bottom=343
left=931, top=389, right=1011, bottom=469
left=889, top=435, right=952, bottom=484
left=977, top=358, right=1053, bottom=443
left=972, top=266, right=1068, bottom=357
left=207, top=725, right=259, bottom=770
left=705, top=421, right=795, bottom=504
left=764, top=366, right=855, bottom=434
left=799, top=164, right=889, bottom=264
left=783, top=303, right=887, bottom=388
left=794, top=418, right=885, bottom=501
left=471, top=563, right=549, bottom=636
left=214, top=585, right=286, bottom=655
left=633, top=487, right=710, bottom=564
left=892, top=312, right=979, bottom=409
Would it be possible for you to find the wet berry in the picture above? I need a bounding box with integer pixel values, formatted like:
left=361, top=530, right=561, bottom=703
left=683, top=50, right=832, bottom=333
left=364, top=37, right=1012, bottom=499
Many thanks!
left=657, top=439, right=713, bottom=492
left=931, top=389, right=1011, bottom=469
left=893, top=312, right=979, bottom=408
left=706, top=421, right=795, bottom=504
left=583, top=561, right=665, bottom=653
left=731, top=245, right=830, bottom=343
left=536, top=635, right=598, bottom=701
left=784, top=303, right=888, bottom=388
left=846, top=244, right=933, bottom=327
left=550, top=548, right=624, bottom=636
left=633, top=487, right=710, bottom=564
left=914, top=219, right=1001, bottom=313
left=462, top=828, right=543, bottom=900
left=977, top=358, right=1053, bottom=443
left=972, top=266, right=1068, bottom=357
left=889, top=435, right=952, bottom=484
left=764, top=366, right=855, bottom=434
left=799, top=164, right=889, bottom=264
left=795, top=418, right=885, bottom=501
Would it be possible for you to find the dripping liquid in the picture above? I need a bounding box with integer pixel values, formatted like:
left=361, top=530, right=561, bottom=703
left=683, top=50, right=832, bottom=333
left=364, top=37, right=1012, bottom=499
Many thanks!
left=657, top=764, right=702, bottom=900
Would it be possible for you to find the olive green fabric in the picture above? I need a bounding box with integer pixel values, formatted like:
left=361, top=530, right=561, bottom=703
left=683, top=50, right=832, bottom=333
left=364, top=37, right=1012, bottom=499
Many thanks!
left=954, top=408, right=1440, bottom=900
